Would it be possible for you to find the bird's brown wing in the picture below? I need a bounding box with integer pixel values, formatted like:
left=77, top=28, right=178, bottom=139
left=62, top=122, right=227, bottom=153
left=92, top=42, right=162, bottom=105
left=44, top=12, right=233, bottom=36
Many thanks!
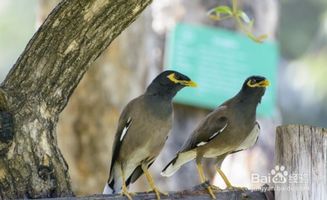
left=180, top=105, right=229, bottom=152
left=108, top=98, right=137, bottom=179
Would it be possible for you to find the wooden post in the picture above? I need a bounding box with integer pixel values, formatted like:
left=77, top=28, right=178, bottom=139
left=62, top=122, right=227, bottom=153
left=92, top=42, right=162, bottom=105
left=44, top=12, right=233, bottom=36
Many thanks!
left=275, top=125, right=327, bottom=200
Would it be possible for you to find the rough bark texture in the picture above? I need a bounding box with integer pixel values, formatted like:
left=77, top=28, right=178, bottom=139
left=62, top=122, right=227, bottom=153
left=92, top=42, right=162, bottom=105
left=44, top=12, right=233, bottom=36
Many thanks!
left=0, top=0, right=152, bottom=198
left=275, top=125, right=327, bottom=200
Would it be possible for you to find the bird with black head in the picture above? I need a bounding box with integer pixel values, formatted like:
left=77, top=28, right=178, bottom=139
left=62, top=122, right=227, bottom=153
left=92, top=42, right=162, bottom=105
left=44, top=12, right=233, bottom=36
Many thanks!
left=103, top=70, right=196, bottom=200
left=162, top=76, right=269, bottom=199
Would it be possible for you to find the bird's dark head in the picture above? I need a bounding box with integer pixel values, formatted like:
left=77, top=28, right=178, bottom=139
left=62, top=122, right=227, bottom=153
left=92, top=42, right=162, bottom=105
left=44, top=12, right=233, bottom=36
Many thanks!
left=239, top=75, right=269, bottom=103
left=145, top=70, right=197, bottom=99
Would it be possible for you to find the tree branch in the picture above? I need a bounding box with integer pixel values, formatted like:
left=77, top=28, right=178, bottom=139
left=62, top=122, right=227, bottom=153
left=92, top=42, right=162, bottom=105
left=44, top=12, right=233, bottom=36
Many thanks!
left=0, top=0, right=152, bottom=198
left=39, top=187, right=274, bottom=200
left=2, top=0, right=152, bottom=114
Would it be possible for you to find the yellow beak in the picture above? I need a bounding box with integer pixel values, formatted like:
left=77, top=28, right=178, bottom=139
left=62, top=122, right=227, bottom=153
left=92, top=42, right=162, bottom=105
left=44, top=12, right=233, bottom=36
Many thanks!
left=180, top=80, right=197, bottom=87
left=259, top=79, right=270, bottom=87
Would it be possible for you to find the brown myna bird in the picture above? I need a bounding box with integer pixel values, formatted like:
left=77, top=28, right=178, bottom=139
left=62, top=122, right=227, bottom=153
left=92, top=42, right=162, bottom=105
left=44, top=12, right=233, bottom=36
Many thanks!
left=161, top=76, right=269, bottom=199
left=103, top=70, right=197, bottom=200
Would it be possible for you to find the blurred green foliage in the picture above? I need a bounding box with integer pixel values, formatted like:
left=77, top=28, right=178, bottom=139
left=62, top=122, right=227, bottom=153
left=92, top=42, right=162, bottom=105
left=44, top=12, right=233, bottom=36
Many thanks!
left=208, top=0, right=327, bottom=59
left=208, top=0, right=267, bottom=43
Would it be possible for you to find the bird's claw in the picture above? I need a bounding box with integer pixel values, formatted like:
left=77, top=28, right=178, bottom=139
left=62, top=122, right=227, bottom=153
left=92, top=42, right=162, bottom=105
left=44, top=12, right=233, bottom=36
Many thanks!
left=120, top=191, right=133, bottom=200
left=121, top=185, right=134, bottom=200
left=146, top=189, right=168, bottom=195
left=207, top=185, right=217, bottom=199
left=226, top=185, right=248, bottom=191
left=193, top=181, right=217, bottom=199
left=146, top=188, right=168, bottom=200
left=211, top=184, right=223, bottom=191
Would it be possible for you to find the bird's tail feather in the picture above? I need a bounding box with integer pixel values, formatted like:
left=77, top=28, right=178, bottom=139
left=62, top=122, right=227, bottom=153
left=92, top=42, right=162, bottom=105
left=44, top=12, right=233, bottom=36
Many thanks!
left=161, top=151, right=196, bottom=177
left=103, top=183, right=113, bottom=194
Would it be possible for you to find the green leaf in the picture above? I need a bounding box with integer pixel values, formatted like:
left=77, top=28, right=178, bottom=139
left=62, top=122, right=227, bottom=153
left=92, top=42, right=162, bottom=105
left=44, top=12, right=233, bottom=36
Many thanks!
left=207, top=3, right=268, bottom=43
left=256, top=34, right=268, bottom=42
left=246, top=33, right=258, bottom=42
left=246, top=32, right=268, bottom=43
left=207, top=8, right=220, bottom=20
left=237, top=10, right=251, bottom=24
left=215, top=6, right=233, bottom=15
left=207, top=6, right=232, bottom=20
left=248, top=19, right=254, bottom=29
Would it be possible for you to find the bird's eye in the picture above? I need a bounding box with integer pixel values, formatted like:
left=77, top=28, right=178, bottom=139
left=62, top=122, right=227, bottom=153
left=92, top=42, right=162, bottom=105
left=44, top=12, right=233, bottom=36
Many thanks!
left=247, top=79, right=258, bottom=87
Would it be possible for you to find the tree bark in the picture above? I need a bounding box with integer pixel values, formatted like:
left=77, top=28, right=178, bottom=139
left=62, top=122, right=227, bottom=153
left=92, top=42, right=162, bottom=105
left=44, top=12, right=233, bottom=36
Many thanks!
left=0, top=0, right=152, bottom=198
left=275, top=125, right=327, bottom=200
left=35, top=187, right=273, bottom=200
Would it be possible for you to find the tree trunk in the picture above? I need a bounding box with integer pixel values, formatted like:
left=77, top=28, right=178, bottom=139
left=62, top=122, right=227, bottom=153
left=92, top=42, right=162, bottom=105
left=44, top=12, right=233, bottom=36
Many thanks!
left=0, top=0, right=152, bottom=198
left=275, top=125, right=327, bottom=200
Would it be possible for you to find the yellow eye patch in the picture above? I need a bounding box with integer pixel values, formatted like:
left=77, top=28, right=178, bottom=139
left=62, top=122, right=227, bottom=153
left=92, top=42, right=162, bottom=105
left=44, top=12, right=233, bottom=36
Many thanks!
left=167, top=73, right=197, bottom=87
left=247, top=79, right=270, bottom=88
left=167, top=73, right=179, bottom=84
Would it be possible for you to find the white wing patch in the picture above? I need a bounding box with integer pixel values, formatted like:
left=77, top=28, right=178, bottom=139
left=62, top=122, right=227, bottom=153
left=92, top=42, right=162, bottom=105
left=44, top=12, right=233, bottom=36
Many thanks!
left=209, top=123, right=228, bottom=140
left=196, top=123, right=228, bottom=147
left=196, top=142, right=207, bottom=147
left=120, top=117, right=132, bottom=141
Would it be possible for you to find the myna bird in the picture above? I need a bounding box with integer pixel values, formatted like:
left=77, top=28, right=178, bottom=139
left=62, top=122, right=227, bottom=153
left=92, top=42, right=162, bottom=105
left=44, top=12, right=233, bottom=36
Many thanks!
left=103, top=70, right=197, bottom=200
left=161, top=76, right=269, bottom=199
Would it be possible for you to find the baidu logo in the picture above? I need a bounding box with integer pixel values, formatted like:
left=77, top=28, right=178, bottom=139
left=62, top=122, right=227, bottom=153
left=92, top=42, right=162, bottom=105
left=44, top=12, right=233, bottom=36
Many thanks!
left=270, top=165, right=288, bottom=183
left=251, top=165, right=309, bottom=191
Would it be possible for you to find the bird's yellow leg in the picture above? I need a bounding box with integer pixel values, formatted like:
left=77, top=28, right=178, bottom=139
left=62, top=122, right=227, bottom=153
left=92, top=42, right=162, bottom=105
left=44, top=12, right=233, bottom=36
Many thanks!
left=215, top=167, right=247, bottom=190
left=141, top=164, right=167, bottom=200
left=120, top=167, right=133, bottom=200
left=196, top=162, right=216, bottom=199
left=215, top=167, right=232, bottom=188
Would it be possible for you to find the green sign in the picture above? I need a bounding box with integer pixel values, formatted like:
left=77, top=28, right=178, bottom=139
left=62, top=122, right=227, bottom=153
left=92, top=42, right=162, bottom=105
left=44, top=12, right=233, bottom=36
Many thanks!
left=165, top=23, right=278, bottom=117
